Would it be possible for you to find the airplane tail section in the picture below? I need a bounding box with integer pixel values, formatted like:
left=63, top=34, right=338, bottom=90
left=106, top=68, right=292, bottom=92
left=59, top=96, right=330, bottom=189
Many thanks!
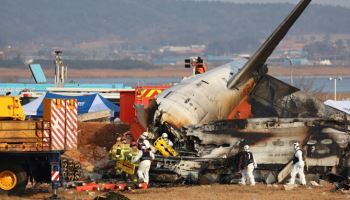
left=227, top=0, right=312, bottom=89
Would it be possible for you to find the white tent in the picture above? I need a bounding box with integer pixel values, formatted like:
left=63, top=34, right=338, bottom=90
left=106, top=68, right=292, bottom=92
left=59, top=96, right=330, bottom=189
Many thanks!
left=324, top=100, right=350, bottom=114
left=23, top=92, right=119, bottom=117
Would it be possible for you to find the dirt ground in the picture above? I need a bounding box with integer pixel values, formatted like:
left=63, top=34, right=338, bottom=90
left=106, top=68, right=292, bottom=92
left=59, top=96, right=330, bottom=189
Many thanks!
left=123, top=184, right=348, bottom=200
left=77, top=122, right=129, bottom=150
left=62, top=122, right=129, bottom=173
left=2, top=183, right=348, bottom=200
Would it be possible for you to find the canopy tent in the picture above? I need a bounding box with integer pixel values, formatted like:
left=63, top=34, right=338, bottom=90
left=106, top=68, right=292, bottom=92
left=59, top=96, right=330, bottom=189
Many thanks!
left=23, top=92, right=120, bottom=117
left=324, top=100, right=350, bottom=114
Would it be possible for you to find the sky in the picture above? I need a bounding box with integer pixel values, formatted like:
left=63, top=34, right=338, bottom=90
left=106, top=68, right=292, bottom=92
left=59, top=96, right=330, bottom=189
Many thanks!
left=204, top=0, right=350, bottom=8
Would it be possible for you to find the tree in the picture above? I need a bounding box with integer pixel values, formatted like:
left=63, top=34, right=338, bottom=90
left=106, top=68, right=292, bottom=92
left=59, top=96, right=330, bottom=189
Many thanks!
left=303, top=41, right=336, bottom=58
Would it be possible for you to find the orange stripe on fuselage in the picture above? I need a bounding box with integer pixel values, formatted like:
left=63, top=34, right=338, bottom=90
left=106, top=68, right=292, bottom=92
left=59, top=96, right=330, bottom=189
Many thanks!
left=228, top=78, right=256, bottom=119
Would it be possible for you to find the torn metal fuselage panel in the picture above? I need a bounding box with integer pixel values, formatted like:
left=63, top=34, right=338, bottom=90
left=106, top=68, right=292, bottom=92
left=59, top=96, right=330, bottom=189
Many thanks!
left=183, top=118, right=350, bottom=166
left=151, top=118, right=350, bottom=183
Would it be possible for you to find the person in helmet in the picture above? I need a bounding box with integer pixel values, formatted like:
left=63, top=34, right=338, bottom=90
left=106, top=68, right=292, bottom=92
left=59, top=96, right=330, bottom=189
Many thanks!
left=194, top=56, right=206, bottom=75
left=137, top=131, right=152, bottom=150
left=130, top=142, right=139, bottom=155
left=123, top=131, right=133, bottom=144
left=109, top=136, right=123, bottom=160
left=238, top=145, right=257, bottom=186
left=289, top=142, right=306, bottom=185
left=162, top=133, right=173, bottom=147
left=131, top=144, right=155, bottom=184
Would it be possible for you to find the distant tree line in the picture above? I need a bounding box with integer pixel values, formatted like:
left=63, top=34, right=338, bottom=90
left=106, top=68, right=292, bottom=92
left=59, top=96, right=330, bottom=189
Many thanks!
left=0, top=57, right=24, bottom=68
left=304, top=38, right=350, bottom=60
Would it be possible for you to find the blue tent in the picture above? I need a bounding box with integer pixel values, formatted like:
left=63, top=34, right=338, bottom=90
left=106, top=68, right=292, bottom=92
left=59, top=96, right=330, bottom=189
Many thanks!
left=23, top=92, right=119, bottom=117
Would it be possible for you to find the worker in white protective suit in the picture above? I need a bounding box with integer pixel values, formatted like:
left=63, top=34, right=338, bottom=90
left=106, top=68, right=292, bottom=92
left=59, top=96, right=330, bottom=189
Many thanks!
left=137, top=131, right=152, bottom=150
left=131, top=145, right=155, bottom=184
left=289, top=142, right=306, bottom=185
left=238, top=145, right=257, bottom=186
left=162, top=133, right=173, bottom=147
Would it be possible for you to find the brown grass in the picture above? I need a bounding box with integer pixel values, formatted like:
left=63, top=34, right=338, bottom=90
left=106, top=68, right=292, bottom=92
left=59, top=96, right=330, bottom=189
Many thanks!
left=269, top=66, right=350, bottom=77
left=1, top=65, right=349, bottom=79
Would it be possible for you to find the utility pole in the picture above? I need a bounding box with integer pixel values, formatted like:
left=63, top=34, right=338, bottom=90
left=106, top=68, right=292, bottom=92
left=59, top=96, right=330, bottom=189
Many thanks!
left=329, top=77, right=342, bottom=100
left=286, top=56, right=293, bottom=86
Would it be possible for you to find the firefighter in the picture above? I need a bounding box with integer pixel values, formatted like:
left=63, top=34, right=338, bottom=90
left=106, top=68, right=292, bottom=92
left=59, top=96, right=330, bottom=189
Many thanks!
left=289, top=142, right=306, bottom=185
left=238, top=145, right=257, bottom=186
left=131, top=145, right=155, bottom=184
left=126, top=142, right=140, bottom=183
left=130, top=141, right=139, bottom=154
left=109, top=137, right=123, bottom=160
left=123, top=131, right=133, bottom=144
left=162, top=133, right=173, bottom=147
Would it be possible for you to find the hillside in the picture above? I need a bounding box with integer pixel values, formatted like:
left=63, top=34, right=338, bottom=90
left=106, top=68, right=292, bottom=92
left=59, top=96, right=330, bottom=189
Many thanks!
left=0, top=0, right=350, bottom=52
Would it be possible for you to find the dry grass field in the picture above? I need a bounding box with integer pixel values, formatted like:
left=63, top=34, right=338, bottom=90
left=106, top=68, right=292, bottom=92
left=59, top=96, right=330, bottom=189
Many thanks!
left=0, top=65, right=349, bottom=80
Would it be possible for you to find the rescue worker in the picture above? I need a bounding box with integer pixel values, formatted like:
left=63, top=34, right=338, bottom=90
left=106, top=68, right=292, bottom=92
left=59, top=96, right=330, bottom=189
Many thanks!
left=126, top=141, right=139, bottom=183
left=289, top=142, right=306, bottom=185
left=131, top=145, right=155, bottom=184
left=109, top=137, right=123, bottom=160
left=238, top=145, right=257, bottom=186
left=162, top=133, right=173, bottom=147
left=194, top=56, right=207, bottom=75
left=123, top=131, right=133, bottom=144
left=137, top=131, right=152, bottom=150
left=130, top=141, right=139, bottom=154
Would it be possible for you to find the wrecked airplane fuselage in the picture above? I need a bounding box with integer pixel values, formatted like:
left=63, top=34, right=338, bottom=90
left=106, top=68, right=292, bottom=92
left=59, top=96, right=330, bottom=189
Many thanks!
left=151, top=117, right=350, bottom=183
left=152, top=59, right=252, bottom=129
left=145, top=0, right=350, bottom=183
left=150, top=74, right=349, bottom=183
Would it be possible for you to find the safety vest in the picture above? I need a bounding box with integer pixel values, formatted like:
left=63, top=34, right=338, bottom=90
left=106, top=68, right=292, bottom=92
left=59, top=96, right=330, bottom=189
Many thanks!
left=195, top=64, right=206, bottom=74
left=246, top=152, right=254, bottom=164
left=239, top=151, right=254, bottom=170
left=292, top=149, right=302, bottom=164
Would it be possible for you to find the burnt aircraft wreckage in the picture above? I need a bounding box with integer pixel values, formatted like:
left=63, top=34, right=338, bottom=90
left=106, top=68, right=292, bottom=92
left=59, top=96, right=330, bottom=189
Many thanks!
left=140, top=0, right=350, bottom=183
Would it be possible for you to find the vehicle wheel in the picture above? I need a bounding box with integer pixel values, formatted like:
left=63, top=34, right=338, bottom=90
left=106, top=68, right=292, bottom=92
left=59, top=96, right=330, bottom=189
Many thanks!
left=0, top=164, right=28, bottom=195
left=62, top=158, right=82, bottom=181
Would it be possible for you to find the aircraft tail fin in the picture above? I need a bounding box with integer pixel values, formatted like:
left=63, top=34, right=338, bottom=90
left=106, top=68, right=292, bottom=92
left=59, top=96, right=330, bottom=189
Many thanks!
left=227, top=0, right=312, bottom=89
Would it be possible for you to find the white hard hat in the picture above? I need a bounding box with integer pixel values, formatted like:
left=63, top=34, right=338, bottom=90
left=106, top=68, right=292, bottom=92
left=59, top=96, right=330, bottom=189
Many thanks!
left=142, top=132, right=149, bottom=137
left=162, top=133, right=168, bottom=138
left=293, top=142, right=300, bottom=148
left=243, top=145, right=249, bottom=151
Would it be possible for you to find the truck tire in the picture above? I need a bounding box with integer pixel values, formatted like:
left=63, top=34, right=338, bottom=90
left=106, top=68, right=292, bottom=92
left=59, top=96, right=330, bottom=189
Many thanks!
left=62, top=158, right=82, bottom=182
left=0, top=164, right=28, bottom=195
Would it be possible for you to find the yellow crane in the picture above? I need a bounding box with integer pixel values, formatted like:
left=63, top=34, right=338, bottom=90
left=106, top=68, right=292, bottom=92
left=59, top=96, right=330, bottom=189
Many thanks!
left=0, top=96, right=25, bottom=121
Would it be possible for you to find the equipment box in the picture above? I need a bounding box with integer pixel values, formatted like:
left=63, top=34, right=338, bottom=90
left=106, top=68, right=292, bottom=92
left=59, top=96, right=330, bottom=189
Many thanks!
left=0, top=120, right=50, bottom=151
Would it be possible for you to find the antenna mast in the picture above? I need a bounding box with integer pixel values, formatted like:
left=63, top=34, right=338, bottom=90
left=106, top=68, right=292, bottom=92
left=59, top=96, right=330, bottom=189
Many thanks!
left=54, top=50, right=67, bottom=88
